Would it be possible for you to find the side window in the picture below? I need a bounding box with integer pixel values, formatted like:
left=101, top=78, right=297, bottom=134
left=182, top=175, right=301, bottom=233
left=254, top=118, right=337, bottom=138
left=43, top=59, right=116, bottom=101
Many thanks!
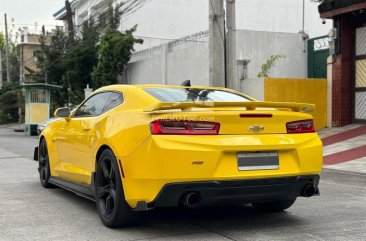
left=74, top=92, right=111, bottom=117
left=103, top=92, right=123, bottom=113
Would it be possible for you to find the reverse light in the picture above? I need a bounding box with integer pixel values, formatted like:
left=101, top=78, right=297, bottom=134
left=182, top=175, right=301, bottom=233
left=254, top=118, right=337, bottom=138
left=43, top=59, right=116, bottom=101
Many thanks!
left=286, top=120, right=315, bottom=134
left=150, top=120, right=220, bottom=135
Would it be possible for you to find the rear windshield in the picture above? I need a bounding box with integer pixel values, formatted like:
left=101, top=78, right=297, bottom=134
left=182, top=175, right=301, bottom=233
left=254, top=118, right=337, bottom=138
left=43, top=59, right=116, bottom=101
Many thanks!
left=144, top=88, right=251, bottom=102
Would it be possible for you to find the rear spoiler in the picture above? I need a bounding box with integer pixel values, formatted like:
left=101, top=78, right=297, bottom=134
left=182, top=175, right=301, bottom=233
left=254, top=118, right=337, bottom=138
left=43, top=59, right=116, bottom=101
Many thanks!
left=144, top=101, right=315, bottom=113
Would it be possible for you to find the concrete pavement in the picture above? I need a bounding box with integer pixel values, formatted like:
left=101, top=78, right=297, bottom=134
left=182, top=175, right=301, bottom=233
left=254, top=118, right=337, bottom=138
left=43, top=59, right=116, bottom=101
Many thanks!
left=1, top=125, right=366, bottom=241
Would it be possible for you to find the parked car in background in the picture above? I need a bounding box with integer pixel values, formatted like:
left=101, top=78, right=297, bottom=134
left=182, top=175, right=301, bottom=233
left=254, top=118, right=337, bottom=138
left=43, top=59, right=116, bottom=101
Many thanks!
left=37, top=118, right=58, bottom=135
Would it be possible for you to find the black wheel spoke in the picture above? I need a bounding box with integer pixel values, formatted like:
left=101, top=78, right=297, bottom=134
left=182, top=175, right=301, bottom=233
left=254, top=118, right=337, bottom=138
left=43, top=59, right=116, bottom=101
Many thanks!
left=100, top=161, right=110, bottom=180
left=40, top=167, right=45, bottom=181
left=96, top=156, right=119, bottom=219
left=109, top=167, right=115, bottom=184
left=39, top=157, right=46, bottom=165
left=105, top=193, right=114, bottom=215
left=97, top=185, right=110, bottom=198
left=110, top=189, right=116, bottom=202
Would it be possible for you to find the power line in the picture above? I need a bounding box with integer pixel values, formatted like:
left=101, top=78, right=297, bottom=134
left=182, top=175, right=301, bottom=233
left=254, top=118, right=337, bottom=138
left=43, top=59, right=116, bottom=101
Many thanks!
left=121, top=0, right=153, bottom=22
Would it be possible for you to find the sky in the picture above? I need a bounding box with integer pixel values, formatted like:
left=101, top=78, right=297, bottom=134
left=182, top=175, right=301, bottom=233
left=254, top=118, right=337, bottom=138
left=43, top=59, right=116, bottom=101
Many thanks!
left=0, top=0, right=64, bottom=37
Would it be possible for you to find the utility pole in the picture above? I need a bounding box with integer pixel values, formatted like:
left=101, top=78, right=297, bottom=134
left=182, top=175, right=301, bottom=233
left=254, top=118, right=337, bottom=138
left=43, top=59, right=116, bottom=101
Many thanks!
left=225, top=0, right=237, bottom=90
left=209, top=0, right=225, bottom=87
left=65, top=0, right=75, bottom=46
left=4, top=14, right=11, bottom=83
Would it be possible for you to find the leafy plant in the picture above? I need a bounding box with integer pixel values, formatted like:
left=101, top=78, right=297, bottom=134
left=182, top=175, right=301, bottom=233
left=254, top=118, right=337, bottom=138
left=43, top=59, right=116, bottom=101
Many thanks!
left=91, top=3, right=143, bottom=89
left=0, top=83, right=24, bottom=124
left=257, top=54, right=286, bottom=78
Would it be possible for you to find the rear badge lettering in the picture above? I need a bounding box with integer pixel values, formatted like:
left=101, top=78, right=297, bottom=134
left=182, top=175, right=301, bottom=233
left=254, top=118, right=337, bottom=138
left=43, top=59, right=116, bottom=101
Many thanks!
left=248, top=125, right=265, bottom=133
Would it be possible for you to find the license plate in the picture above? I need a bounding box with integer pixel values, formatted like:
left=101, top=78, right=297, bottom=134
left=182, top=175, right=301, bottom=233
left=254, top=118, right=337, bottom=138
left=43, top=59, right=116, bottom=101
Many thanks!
left=237, top=152, right=279, bottom=171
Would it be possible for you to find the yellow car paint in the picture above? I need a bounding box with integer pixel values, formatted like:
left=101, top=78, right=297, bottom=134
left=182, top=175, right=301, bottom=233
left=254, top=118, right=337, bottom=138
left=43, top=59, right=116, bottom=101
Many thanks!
left=40, top=84, right=323, bottom=208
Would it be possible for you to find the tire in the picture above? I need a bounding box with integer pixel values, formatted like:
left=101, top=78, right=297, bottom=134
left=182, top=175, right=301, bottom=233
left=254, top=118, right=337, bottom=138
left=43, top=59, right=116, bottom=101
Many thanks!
left=95, top=149, right=137, bottom=228
left=251, top=198, right=296, bottom=212
left=38, top=138, right=53, bottom=188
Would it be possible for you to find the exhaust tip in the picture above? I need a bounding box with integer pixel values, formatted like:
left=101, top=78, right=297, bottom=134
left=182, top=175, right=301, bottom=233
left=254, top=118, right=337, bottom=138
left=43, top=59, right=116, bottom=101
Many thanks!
left=301, top=184, right=316, bottom=197
left=181, top=192, right=201, bottom=208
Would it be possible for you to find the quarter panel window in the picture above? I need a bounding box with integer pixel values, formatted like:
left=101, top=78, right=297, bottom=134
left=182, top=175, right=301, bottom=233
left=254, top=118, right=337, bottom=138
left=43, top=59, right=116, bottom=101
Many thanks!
left=103, top=92, right=123, bottom=113
left=74, top=92, right=111, bottom=117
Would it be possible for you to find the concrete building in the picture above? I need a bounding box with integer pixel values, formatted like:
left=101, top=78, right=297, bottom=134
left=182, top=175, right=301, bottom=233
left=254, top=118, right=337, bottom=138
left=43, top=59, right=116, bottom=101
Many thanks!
left=17, top=28, right=48, bottom=84
left=319, top=0, right=366, bottom=126
left=54, top=0, right=333, bottom=51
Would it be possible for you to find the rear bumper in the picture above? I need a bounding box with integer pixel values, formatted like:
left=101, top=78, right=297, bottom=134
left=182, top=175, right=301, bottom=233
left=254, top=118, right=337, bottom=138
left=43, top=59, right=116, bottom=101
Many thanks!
left=121, top=133, right=322, bottom=208
left=148, top=175, right=319, bottom=208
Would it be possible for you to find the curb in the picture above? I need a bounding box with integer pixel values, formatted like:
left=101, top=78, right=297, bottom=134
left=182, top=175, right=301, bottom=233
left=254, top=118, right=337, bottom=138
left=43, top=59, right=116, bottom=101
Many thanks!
left=321, top=168, right=366, bottom=186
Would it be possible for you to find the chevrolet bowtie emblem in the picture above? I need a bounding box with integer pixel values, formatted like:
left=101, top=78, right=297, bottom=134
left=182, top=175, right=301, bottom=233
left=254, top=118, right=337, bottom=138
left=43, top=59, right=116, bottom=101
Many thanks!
left=248, top=125, right=265, bottom=133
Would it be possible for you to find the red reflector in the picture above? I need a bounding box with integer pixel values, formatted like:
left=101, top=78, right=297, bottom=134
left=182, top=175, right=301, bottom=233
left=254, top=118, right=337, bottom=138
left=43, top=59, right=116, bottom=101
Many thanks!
left=286, top=120, right=315, bottom=134
left=240, top=114, right=273, bottom=118
left=150, top=120, right=220, bottom=135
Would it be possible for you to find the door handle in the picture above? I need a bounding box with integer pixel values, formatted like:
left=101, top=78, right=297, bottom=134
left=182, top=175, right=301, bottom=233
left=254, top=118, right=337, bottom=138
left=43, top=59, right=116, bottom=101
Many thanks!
left=82, top=127, right=91, bottom=131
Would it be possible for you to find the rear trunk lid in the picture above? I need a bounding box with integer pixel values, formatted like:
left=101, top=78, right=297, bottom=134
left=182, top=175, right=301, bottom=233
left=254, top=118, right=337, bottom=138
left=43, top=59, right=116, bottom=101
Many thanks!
left=144, top=102, right=315, bottom=135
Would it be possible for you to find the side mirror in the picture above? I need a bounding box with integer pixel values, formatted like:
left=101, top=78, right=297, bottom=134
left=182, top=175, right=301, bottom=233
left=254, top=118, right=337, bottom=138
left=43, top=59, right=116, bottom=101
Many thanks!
left=54, top=107, right=71, bottom=119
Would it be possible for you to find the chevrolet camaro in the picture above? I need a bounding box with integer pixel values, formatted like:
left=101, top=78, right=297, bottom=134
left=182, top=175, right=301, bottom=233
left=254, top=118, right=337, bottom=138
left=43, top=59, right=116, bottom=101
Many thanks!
left=35, top=84, right=322, bottom=228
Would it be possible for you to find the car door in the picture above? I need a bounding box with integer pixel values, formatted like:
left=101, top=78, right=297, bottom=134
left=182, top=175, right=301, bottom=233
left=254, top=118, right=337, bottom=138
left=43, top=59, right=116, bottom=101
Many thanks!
left=55, top=92, right=112, bottom=184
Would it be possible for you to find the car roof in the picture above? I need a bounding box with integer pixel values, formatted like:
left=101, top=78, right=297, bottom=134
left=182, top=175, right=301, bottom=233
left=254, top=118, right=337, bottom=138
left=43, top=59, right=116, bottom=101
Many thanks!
left=95, top=84, right=238, bottom=93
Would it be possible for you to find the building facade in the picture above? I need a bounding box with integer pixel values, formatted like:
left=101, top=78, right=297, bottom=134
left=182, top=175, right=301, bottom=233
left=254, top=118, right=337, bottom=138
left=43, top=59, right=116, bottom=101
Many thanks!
left=54, top=0, right=333, bottom=51
left=17, top=27, right=47, bottom=84
left=319, top=0, right=366, bottom=126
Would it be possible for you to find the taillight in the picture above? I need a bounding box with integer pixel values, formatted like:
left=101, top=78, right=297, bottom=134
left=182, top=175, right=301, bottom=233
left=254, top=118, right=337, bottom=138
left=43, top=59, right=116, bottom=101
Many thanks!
left=150, top=120, right=220, bottom=135
left=286, top=120, right=315, bottom=134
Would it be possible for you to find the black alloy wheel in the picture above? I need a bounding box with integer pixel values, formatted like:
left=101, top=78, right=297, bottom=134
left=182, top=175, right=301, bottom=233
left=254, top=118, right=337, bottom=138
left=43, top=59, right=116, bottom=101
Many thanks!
left=38, top=138, right=52, bottom=188
left=95, top=149, right=137, bottom=228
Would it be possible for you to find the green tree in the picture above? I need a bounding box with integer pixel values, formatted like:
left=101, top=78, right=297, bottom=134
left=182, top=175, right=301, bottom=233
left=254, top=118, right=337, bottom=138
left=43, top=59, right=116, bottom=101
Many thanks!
left=92, top=4, right=143, bottom=88
left=35, top=26, right=68, bottom=107
left=0, top=82, right=23, bottom=124
left=62, top=19, right=100, bottom=105
left=0, top=32, right=5, bottom=49
left=0, top=31, right=20, bottom=83
left=0, top=31, right=22, bottom=124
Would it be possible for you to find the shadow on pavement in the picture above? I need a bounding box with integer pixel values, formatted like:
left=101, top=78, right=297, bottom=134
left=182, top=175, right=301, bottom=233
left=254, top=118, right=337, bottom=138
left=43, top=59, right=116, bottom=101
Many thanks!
left=47, top=186, right=305, bottom=231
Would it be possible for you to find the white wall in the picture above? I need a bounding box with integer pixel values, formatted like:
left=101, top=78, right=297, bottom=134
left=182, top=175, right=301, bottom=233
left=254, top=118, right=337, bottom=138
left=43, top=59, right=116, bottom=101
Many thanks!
left=125, top=30, right=306, bottom=89
left=237, top=30, right=307, bottom=79
left=236, top=0, right=332, bottom=37
left=69, top=0, right=332, bottom=51
left=127, top=33, right=209, bottom=85
left=120, top=0, right=208, bottom=50
left=240, top=78, right=265, bottom=100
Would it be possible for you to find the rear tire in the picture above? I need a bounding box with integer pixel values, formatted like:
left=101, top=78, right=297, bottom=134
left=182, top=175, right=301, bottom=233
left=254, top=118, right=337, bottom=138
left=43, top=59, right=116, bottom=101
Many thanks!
left=38, top=138, right=53, bottom=188
left=251, top=198, right=296, bottom=212
left=95, top=149, right=137, bottom=228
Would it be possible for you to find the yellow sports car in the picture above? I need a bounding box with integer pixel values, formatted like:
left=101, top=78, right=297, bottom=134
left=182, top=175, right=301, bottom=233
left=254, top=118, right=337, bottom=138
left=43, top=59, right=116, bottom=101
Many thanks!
left=35, top=84, right=322, bottom=228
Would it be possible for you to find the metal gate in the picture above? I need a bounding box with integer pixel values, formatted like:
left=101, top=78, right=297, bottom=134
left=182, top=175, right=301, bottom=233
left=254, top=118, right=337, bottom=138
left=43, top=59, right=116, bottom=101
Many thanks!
left=355, top=26, right=366, bottom=121
left=308, top=36, right=329, bottom=78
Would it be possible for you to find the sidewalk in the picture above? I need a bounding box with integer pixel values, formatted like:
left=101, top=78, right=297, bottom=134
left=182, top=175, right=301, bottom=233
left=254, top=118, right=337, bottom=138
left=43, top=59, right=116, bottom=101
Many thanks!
left=318, top=124, right=366, bottom=175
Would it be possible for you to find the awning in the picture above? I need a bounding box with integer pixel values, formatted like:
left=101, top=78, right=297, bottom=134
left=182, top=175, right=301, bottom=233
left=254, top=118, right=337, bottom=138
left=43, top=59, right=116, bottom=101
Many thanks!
left=319, top=0, right=366, bottom=18
left=20, top=83, right=63, bottom=90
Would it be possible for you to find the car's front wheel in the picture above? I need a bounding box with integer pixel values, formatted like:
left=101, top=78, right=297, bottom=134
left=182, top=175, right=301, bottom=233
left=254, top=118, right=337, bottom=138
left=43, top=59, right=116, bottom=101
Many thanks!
left=38, top=138, right=53, bottom=188
left=251, top=198, right=296, bottom=212
left=95, top=149, right=137, bottom=228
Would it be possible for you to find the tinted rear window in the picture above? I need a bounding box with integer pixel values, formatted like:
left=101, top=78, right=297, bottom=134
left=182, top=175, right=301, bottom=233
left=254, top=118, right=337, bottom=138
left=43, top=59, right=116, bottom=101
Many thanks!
left=144, top=88, right=251, bottom=102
